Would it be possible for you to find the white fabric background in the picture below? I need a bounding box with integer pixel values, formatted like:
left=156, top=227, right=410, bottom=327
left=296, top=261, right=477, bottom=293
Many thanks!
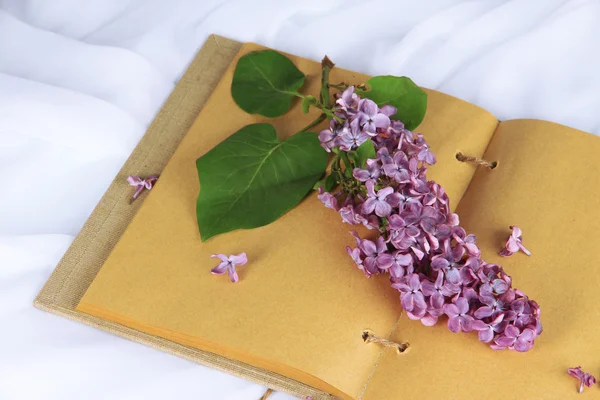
left=1, top=1, right=599, bottom=399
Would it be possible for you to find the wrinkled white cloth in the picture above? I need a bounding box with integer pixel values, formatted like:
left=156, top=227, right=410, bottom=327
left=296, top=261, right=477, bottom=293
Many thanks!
left=1, top=1, right=599, bottom=399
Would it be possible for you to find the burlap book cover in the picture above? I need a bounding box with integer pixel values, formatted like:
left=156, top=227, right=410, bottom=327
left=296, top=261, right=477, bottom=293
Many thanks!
left=34, top=35, right=334, bottom=400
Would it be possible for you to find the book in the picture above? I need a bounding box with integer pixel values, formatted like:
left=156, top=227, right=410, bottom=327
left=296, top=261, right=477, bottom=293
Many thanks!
left=74, top=40, right=600, bottom=400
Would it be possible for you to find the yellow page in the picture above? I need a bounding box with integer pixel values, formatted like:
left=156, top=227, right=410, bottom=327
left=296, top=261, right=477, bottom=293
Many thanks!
left=77, top=42, right=498, bottom=399
left=362, top=119, right=600, bottom=399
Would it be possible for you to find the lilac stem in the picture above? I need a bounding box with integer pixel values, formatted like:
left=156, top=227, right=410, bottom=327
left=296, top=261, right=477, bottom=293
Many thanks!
left=320, top=56, right=334, bottom=108
left=299, top=114, right=326, bottom=133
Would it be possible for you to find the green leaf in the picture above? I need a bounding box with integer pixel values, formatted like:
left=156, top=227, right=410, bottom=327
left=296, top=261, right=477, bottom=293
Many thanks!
left=313, top=172, right=338, bottom=192
left=231, top=50, right=306, bottom=117
left=354, top=140, right=376, bottom=168
left=361, top=76, right=427, bottom=130
left=196, top=123, right=327, bottom=241
left=339, top=151, right=353, bottom=178
left=301, top=95, right=317, bottom=114
left=324, top=172, right=339, bottom=191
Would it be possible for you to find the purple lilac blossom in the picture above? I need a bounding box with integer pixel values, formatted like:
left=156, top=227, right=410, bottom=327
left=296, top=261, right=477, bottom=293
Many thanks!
left=127, top=175, right=159, bottom=200
left=567, top=366, right=597, bottom=393
left=210, top=253, right=248, bottom=283
left=499, top=225, right=531, bottom=257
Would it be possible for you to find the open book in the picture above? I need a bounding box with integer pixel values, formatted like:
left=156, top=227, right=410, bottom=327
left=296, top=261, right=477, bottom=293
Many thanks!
left=76, top=42, right=600, bottom=399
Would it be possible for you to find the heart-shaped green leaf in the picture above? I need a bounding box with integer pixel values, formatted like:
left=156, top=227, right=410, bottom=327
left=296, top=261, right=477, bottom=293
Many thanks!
left=231, top=50, right=306, bottom=117
left=361, top=76, right=427, bottom=131
left=196, top=123, right=327, bottom=241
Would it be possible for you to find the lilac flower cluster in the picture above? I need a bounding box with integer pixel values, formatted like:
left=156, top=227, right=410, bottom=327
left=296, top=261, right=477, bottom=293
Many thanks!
left=317, top=86, right=542, bottom=351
